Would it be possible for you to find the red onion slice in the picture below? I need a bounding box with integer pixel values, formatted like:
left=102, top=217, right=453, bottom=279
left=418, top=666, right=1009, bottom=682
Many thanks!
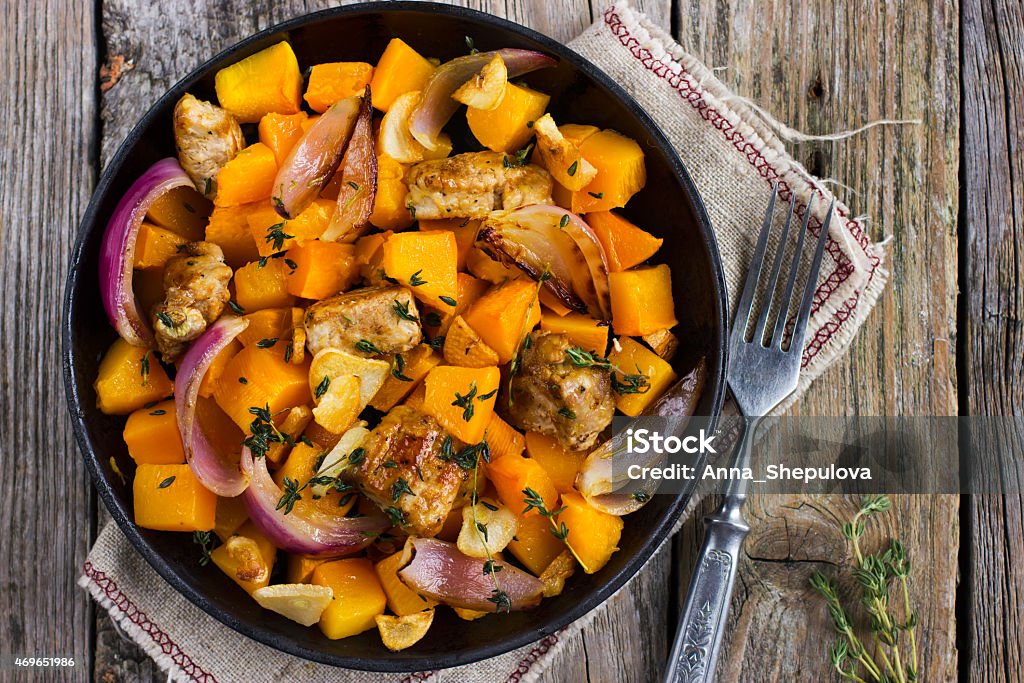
left=240, top=448, right=387, bottom=557
left=100, top=158, right=194, bottom=346
left=272, top=94, right=361, bottom=219
left=476, top=205, right=611, bottom=318
left=398, top=537, right=544, bottom=612
left=175, top=315, right=251, bottom=496
left=322, top=88, right=378, bottom=242
left=409, top=49, right=557, bottom=151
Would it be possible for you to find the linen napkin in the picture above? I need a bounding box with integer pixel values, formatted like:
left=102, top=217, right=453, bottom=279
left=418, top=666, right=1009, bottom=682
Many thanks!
left=79, top=2, right=888, bottom=681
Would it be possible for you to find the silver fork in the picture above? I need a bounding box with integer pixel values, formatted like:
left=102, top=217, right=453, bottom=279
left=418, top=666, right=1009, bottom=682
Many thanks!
left=664, top=184, right=835, bottom=683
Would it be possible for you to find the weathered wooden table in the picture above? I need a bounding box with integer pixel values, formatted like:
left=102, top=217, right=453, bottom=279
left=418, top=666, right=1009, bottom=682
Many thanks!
left=3, top=0, right=1019, bottom=680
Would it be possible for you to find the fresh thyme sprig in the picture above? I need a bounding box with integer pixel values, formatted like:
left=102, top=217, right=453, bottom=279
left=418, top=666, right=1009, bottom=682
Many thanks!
left=243, top=404, right=290, bottom=458
left=469, top=452, right=510, bottom=613
left=521, top=487, right=591, bottom=571
left=192, top=530, right=215, bottom=566
left=810, top=495, right=918, bottom=683
left=274, top=446, right=361, bottom=515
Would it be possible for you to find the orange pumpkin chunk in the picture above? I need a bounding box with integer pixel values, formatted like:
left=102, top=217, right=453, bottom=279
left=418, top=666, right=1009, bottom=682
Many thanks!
left=133, top=222, right=188, bottom=269
left=466, top=83, right=550, bottom=153
left=525, top=432, right=587, bottom=493
left=369, top=345, right=441, bottom=412
left=146, top=185, right=210, bottom=241
left=609, top=264, right=677, bottom=336
left=381, top=230, right=458, bottom=309
left=375, top=551, right=438, bottom=616
left=585, top=211, right=663, bottom=272
left=233, top=258, right=296, bottom=311
left=422, top=365, right=499, bottom=444
left=483, top=413, right=525, bottom=461
left=213, top=344, right=311, bottom=431
left=507, top=512, right=564, bottom=576
left=133, top=464, right=217, bottom=532
left=205, top=202, right=263, bottom=268
left=247, top=198, right=335, bottom=257
left=313, top=558, right=387, bottom=639
left=540, top=312, right=610, bottom=355
left=215, top=41, right=302, bottom=123
left=214, top=143, right=278, bottom=207
left=487, top=452, right=558, bottom=519
left=94, top=339, right=173, bottom=415
left=369, top=39, right=436, bottom=112
left=123, top=400, right=185, bottom=465
left=369, top=154, right=414, bottom=230
left=558, top=491, right=623, bottom=574
left=304, top=62, right=374, bottom=112
left=608, top=337, right=677, bottom=416
left=462, top=279, right=541, bottom=364
left=569, top=130, right=646, bottom=213
left=258, top=111, right=310, bottom=166
left=284, top=240, right=358, bottom=300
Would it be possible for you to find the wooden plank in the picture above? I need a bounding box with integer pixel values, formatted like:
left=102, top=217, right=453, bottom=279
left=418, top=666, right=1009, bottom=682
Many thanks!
left=96, top=1, right=671, bottom=680
left=0, top=0, right=98, bottom=678
left=673, top=0, right=960, bottom=680
left=962, top=0, right=1024, bottom=681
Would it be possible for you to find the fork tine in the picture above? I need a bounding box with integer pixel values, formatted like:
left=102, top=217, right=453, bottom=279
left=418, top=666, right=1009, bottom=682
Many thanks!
left=752, top=193, right=796, bottom=345
left=788, top=199, right=835, bottom=354
left=731, top=184, right=778, bottom=345
left=770, top=194, right=814, bottom=346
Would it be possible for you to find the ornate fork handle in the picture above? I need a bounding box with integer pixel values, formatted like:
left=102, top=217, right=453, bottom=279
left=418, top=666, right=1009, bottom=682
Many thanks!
left=664, top=417, right=754, bottom=683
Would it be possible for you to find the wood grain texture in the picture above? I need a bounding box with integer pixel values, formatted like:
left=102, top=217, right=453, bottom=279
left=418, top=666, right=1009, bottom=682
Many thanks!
left=0, top=0, right=97, bottom=677
left=962, top=0, right=1024, bottom=681
left=673, top=0, right=961, bottom=681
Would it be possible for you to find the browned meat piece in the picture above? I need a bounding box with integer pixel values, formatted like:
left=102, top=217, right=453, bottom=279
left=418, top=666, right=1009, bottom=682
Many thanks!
left=506, top=331, right=615, bottom=451
left=347, top=406, right=472, bottom=537
left=304, top=286, right=422, bottom=358
left=404, top=151, right=553, bottom=220
left=152, top=241, right=232, bottom=360
left=173, top=94, right=245, bottom=197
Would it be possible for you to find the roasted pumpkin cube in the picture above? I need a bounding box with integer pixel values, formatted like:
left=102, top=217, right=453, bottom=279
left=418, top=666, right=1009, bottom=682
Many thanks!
left=258, top=111, right=310, bottom=166
left=304, top=62, right=374, bottom=112
left=214, top=143, right=278, bottom=207
left=369, top=154, right=413, bottom=230
left=212, top=493, right=249, bottom=541
left=569, top=130, right=646, bottom=213
left=94, top=339, right=173, bottom=415
left=487, top=452, right=559, bottom=520
left=369, top=344, right=441, bottom=412
left=233, top=258, right=296, bottom=311
left=418, top=218, right=479, bottom=271
left=133, top=222, right=188, bottom=269
left=273, top=441, right=356, bottom=516
left=585, top=211, right=663, bottom=272
left=466, top=82, right=550, bottom=153
left=462, top=279, right=541, bottom=364
left=369, top=39, right=436, bottom=112
left=381, top=230, right=458, bottom=309
left=375, top=550, right=438, bottom=616
left=215, top=41, right=303, bottom=123
left=198, top=339, right=241, bottom=398
left=285, top=241, right=358, bottom=300
left=525, top=432, right=587, bottom=493
left=609, top=265, right=677, bottom=336
left=558, top=491, right=622, bottom=574
left=312, top=558, right=387, bottom=639
left=608, top=336, right=677, bottom=416
left=540, top=312, right=609, bottom=355
left=146, top=185, right=211, bottom=241
left=287, top=553, right=330, bottom=584
left=236, top=308, right=292, bottom=348
left=422, top=365, right=499, bottom=444
left=247, top=199, right=335, bottom=257
left=483, top=413, right=525, bottom=461
left=205, top=202, right=263, bottom=268
left=133, top=464, right=217, bottom=532
left=507, top=510, right=564, bottom=576
left=213, top=344, right=312, bottom=431
left=123, top=400, right=185, bottom=465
